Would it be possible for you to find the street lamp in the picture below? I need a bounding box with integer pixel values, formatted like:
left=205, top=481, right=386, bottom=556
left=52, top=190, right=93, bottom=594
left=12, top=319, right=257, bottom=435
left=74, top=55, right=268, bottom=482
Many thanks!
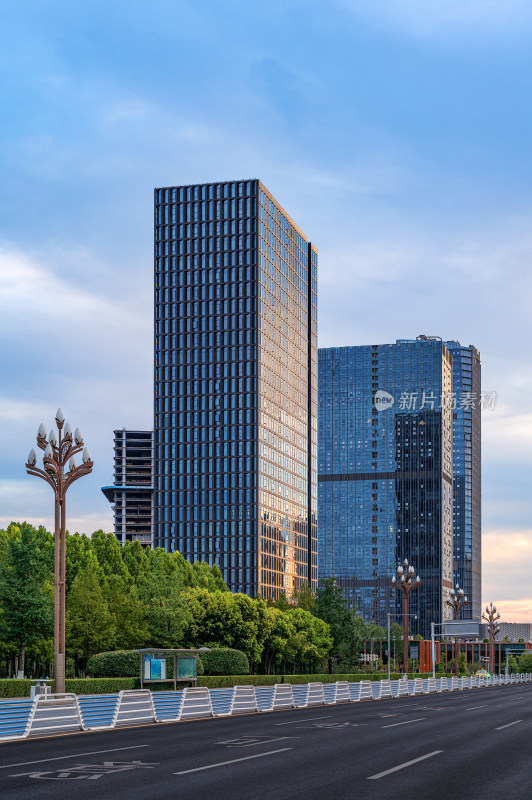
left=445, top=583, right=469, bottom=678
left=391, top=559, right=421, bottom=674
left=25, top=409, right=93, bottom=692
left=482, top=602, right=501, bottom=677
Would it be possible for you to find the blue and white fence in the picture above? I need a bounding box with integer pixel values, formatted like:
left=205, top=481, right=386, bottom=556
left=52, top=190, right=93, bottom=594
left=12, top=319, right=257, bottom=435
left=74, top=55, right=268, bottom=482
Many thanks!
left=1, top=673, right=531, bottom=743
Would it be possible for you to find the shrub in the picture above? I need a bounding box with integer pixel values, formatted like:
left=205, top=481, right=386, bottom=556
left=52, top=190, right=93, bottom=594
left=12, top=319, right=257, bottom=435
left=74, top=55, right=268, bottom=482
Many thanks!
left=87, top=651, right=139, bottom=677
left=199, top=648, right=249, bottom=675
left=0, top=679, right=34, bottom=698
left=66, top=678, right=138, bottom=694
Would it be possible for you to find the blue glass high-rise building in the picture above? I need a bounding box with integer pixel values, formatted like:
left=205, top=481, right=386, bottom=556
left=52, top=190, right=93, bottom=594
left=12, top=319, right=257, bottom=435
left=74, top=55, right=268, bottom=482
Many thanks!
left=154, top=180, right=317, bottom=599
left=444, top=341, right=481, bottom=621
left=318, top=338, right=456, bottom=638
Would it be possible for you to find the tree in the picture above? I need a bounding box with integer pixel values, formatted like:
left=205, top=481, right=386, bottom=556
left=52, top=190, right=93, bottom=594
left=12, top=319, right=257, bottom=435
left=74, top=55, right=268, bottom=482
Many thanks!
left=268, top=592, right=291, bottom=611
left=259, top=607, right=293, bottom=674
left=191, top=561, right=228, bottom=592
left=519, top=652, right=532, bottom=673
left=292, top=583, right=315, bottom=611
left=313, top=578, right=355, bottom=669
left=66, top=558, right=115, bottom=672
left=121, top=540, right=149, bottom=583
left=182, top=589, right=264, bottom=663
left=137, top=548, right=190, bottom=647
left=91, top=530, right=129, bottom=580
left=65, top=532, right=95, bottom=593
left=283, top=607, right=333, bottom=673
left=105, top=575, right=149, bottom=650
left=389, top=622, right=404, bottom=664
left=0, top=524, right=53, bottom=675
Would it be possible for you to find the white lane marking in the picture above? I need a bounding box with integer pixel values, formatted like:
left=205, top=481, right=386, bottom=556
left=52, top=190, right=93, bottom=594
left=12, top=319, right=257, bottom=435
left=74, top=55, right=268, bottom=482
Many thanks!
left=217, top=735, right=296, bottom=747
left=275, top=715, right=334, bottom=726
left=368, top=750, right=443, bottom=780
left=0, top=746, right=149, bottom=771
left=495, top=720, right=523, bottom=730
left=382, top=718, right=426, bottom=729
left=466, top=705, right=487, bottom=711
left=174, top=748, right=292, bottom=775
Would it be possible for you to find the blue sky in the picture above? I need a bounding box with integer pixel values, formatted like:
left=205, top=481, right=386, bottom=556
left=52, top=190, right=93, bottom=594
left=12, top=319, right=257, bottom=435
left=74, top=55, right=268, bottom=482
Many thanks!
left=1, top=0, right=531, bottom=618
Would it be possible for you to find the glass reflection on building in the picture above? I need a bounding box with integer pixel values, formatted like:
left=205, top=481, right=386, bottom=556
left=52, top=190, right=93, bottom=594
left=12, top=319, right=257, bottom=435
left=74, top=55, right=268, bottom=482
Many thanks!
left=154, top=180, right=317, bottom=599
left=318, top=338, right=455, bottom=639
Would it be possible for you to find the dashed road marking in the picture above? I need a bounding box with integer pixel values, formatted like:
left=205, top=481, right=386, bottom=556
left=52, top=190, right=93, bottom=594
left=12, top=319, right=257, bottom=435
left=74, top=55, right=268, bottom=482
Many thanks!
left=367, top=750, right=443, bottom=780
left=495, top=720, right=522, bottom=730
left=174, top=748, right=292, bottom=775
left=382, top=718, right=425, bottom=729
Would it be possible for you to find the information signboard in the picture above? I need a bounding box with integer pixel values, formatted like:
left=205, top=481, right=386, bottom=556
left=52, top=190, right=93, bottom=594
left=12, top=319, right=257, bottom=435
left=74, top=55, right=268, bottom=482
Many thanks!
left=178, top=657, right=197, bottom=680
left=143, top=654, right=167, bottom=681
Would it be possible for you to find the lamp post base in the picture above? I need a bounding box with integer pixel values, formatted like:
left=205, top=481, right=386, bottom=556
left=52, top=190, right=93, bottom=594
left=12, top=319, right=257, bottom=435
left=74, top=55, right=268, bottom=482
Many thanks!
left=55, top=653, right=66, bottom=694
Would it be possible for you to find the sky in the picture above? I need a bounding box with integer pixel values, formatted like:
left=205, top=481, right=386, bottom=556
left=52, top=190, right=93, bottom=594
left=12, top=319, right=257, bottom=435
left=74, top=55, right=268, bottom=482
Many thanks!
left=0, top=0, right=531, bottom=620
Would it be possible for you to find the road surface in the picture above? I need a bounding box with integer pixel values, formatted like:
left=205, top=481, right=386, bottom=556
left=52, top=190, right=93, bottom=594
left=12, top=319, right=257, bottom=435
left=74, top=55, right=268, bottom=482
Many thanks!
left=1, top=682, right=530, bottom=799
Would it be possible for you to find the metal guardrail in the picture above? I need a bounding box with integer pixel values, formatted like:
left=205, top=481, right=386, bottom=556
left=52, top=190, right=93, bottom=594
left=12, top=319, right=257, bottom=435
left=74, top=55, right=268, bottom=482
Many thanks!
left=1, top=673, right=531, bottom=743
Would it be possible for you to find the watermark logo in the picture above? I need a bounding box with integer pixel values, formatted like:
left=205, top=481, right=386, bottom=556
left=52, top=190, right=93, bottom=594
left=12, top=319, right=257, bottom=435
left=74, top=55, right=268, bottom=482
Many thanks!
left=374, top=390, right=395, bottom=411
left=374, top=389, right=498, bottom=412
left=397, top=391, right=498, bottom=411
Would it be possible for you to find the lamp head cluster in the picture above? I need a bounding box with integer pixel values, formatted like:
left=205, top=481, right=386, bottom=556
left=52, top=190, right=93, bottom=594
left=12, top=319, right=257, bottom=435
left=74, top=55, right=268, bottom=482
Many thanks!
left=26, top=408, right=93, bottom=495
left=482, top=601, right=501, bottom=637
left=446, top=583, right=468, bottom=613
left=391, top=558, right=420, bottom=593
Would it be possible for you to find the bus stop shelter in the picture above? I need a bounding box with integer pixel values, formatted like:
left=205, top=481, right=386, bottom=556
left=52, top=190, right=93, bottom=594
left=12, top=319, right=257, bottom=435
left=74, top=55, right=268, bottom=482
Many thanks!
left=134, top=648, right=209, bottom=691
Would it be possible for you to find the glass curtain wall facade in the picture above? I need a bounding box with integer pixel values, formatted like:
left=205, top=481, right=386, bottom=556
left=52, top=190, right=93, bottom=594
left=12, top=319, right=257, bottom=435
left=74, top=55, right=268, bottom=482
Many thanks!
left=444, top=341, right=481, bottom=621
left=154, top=179, right=317, bottom=599
left=318, top=340, right=454, bottom=638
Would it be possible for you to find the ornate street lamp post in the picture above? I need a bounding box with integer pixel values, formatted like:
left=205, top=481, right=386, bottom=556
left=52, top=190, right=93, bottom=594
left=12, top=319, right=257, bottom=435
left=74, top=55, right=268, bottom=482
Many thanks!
left=446, top=583, right=468, bottom=678
left=26, top=409, right=93, bottom=692
left=482, top=601, right=501, bottom=677
left=391, top=559, right=420, bottom=674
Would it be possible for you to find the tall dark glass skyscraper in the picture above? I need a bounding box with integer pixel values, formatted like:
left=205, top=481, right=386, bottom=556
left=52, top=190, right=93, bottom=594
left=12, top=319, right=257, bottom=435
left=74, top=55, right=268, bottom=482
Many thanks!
left=154, top=179, right=317, bottom=599
left=444, top=341, right=481, bottom=621
left=318, top=338, right=455, bottom=638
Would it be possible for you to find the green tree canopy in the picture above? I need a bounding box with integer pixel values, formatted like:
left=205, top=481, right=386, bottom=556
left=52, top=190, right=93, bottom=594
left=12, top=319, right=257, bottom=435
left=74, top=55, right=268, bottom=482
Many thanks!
left=0, top=523, right=53, bottom=674
left=313, top=578, right=356, bottom=663
left=137, top=548, right=191, bottom=648
left=182, top=588, right=265, bottom=663
left=66, top=556, right=115, bottom=671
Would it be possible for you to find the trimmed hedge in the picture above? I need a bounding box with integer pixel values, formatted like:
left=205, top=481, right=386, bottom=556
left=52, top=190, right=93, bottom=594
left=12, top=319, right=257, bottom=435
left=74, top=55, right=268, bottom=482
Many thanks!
left=199, top=648, right=249, bottom=676
left=0, top=671, right=440, bottom=697
left=0, top=680, right=34, bottom=698
left=87, top=650, right=204, bottom=678
left=0, top=678, right=139, bottom=698
left=201, top=670, right=438, bottom=685
left=197, top=672, right=427, bottom=688
left=66, top=678, right=138, bottom=695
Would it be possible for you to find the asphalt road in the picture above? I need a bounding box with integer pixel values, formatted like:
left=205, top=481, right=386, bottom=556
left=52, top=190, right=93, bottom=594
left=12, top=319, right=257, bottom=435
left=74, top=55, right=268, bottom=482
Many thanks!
left=1, top=683, right=531, bottom=800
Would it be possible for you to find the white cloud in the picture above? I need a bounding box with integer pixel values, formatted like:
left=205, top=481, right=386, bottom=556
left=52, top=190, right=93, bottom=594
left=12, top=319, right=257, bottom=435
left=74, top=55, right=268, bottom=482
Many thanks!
left=482, top=530, right=532, bottom=620
left=0, top=513, right=112, bottom=536
left=0, top=244, right=151, bottom=534
left=483, top=412, right=532, bottom=465
left=337, top=0, right=532, bottom=40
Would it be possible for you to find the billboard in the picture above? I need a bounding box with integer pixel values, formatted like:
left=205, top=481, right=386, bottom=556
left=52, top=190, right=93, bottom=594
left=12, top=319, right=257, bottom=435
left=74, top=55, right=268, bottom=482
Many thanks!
left=443, top=621, right=480, bottom=639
